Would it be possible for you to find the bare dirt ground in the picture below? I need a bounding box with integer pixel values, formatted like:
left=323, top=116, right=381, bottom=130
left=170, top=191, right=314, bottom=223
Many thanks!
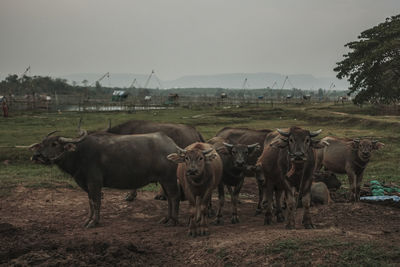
left=1, top=179, right=400, bottom=266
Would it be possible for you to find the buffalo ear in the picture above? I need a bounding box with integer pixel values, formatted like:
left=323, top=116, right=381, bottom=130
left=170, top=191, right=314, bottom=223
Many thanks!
left=64, top=143, right=77, bottom=152
left=373, top=142, right=385, bottom=150
left=216, top=146, right=229, bottom=155
left=351, top=141, right=360, bottom=149
left=312, top=140, right=329, bottom=149
left=205, top=152, right=217, bottom=162
left=167, top=153, right=185, bottom=163
left=270, top=139, right=287, bottom=149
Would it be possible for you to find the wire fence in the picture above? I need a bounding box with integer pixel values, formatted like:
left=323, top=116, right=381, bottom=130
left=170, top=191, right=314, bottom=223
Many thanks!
left=4, top=94, right=355, bottom=113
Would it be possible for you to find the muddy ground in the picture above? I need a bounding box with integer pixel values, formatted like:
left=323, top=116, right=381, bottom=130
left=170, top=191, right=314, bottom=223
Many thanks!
left=1, top=179, right=400, bottom=266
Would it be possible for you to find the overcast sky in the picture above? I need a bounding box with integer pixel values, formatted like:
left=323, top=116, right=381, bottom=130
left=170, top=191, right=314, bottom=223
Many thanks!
left=0, top=0, right=399, bottom=80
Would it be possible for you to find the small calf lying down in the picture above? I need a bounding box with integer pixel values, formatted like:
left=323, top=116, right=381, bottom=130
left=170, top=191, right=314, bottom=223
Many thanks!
left=311, top=182, right=332, bottom=205
left=168, top=142, right=222, bottom=237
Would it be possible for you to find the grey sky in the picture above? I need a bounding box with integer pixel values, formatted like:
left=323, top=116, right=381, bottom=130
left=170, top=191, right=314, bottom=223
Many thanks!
left=0, top=0, right=399, bottom=80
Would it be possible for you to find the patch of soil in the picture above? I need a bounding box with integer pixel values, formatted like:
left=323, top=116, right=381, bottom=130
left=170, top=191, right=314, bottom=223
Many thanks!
left=1, top=178, right=400, bottom=266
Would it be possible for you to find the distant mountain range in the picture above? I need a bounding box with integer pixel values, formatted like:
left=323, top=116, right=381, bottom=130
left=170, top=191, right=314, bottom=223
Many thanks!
left=60, top=72, right=349, bottom=91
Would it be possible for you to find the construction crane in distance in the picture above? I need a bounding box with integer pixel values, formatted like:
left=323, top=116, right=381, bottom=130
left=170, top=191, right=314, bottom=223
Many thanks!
left=143, top=70, right=155, bottom=89
left=20, top=66, right=31, bottom=79
left=90, top=72, right=110, bottom=87
left=281, top=76, right=288, bottom=90
left=129, top=78, right=142, bottom=89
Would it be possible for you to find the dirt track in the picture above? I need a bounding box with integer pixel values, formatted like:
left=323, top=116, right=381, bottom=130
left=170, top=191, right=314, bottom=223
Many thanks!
left=1, top=179, right=400, bottom=266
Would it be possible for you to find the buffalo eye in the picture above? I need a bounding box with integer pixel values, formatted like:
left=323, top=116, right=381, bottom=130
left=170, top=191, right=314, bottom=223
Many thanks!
left=185, top=156, right=189, bottom=161
left=289, top=137, right=294, bottom=143
left=199, top=157, right=204, bottom=161
left=51, top=142, right=58, bottom=147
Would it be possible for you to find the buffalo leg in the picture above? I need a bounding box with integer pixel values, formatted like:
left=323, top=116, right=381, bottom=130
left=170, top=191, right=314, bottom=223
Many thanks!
left=188, top=204, right=197, bottom=237
left=159, top=182, right=180, bottom=226
left=86, top=181, right=102, bottom=228
left=263, top=178, right=274, bottom=225
left=214, top=182, right=225, bottom=225
left=198, top=199, right=209, bottom=236
left=84, top=199, right=94, bottom=227
left=255, top=168, right=265, bottom=215
left=275, top=189, right=285, bottom=223
left=230, top=178, right=244, bottom=224
left=198, top=186, right=215, bottom=235
left=285, top=188, right=296, bottom=229
left=346, top=170, right=357, bottom=202
left=207, top=195, right=216, bottom=218
left=125, top=189, right=137, bottom=202
left=355, top=173, right=364, bottom=201
left=301, top=191, right=314, bottom=229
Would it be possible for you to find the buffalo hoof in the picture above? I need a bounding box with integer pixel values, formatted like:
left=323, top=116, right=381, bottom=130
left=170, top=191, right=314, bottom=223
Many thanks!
left=125, top=192, right=137, bottom=202
left=83, top=218, right=93, bottom=227
left=231, top=215, right=240, bottom=224
left=304, top=223, right=315, bottom=229
left=189, top=230, right=197, bottom=238
left=254, top=208, right=262, bottom=216
left=264, top=217, right=272, bottom=225
left=198, top=229, right=209, bottom=236
left=213, top=217, right=224, bottom=226
left=277, top=213, right=285, bottom=223
left=85, top=220, right=98, bottom=229
left=285, top=224, right=295, bottom=230
left=154, top=194, right=167, bottom=201
left=159, top=217, right=178, bottom=226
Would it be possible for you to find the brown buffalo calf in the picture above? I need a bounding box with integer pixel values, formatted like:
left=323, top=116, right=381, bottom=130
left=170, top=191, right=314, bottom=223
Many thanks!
left=167, top=142, right=222, bottom=237
left=315, top=137, right=384, bottom=201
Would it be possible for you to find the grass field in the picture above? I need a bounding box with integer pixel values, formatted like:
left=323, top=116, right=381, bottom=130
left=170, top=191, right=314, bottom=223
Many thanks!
left=1, top=102, right=400, bottom=266
left=1, top=102, right=399, bottom=196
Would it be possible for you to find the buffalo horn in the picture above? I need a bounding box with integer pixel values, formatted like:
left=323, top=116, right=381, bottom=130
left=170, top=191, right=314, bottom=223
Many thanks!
left=354, top=138, right=360, bottom=143
left=202, top=148, right=213, bottom=155
left=59, top=129, right=88, bottom=143
left=247, top=143, right=259, bottom=149
left=309, top=129, right=322, bottom=137
left=277, top=128, right=290, bottom=137
left=46, top=130, right=59, bottom=137
left=223, top=142, right=234, bottom=148
left=322, top=140, right=330, bottom=146
left=176, top=146, right=187, bottom=154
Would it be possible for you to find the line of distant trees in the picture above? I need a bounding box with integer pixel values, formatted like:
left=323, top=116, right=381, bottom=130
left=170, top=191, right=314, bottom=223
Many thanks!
left=0, top=74, right=348, bottom=100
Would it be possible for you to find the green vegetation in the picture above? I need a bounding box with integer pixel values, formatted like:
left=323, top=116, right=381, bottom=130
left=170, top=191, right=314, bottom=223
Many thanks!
left=0, top=73, right=347, bottom=100
left=335, top=14, right=400, bottom=104
left=0, top=103, right=399, bottom=196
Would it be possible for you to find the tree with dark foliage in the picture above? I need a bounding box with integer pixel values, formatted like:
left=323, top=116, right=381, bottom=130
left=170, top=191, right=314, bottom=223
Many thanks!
left=335, top=15, right=400, bottom=104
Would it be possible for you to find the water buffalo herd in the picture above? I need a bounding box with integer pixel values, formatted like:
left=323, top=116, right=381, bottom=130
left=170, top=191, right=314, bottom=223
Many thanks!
left=30, top=119, right=384, bottom=236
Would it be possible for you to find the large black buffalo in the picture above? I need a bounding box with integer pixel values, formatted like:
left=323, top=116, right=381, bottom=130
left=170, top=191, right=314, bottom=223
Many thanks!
left=107, top=119, right=205, bottom=201
left=31, top=129, right=180, bottom=228
left=215, top=127, right=272, bottom=214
